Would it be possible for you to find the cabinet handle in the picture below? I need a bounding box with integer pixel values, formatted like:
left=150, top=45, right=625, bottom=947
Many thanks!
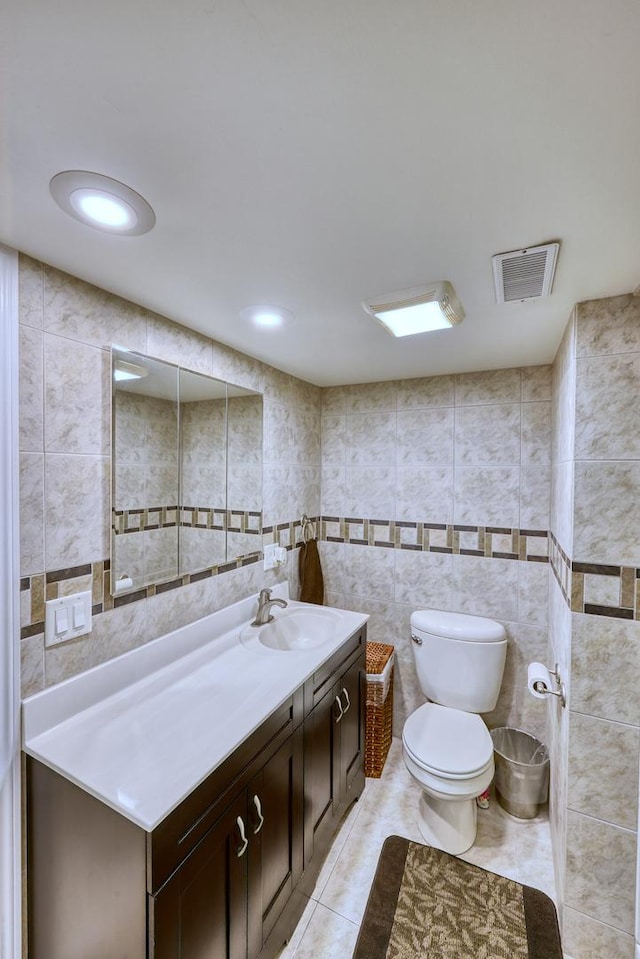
left=340, top=688, right=351, bottom=714
left=236, top=816, right=248, bottom=857
left=333, top=695, right=344, bottom=723
left=252, top=794, right=264, bottom=835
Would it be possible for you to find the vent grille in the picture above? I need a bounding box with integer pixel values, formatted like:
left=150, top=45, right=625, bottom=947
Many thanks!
left=492, top=243, right=559, bottom=303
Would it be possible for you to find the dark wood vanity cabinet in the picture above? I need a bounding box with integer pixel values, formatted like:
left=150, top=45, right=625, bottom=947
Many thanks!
left=150, top=729, right=304, bottom=959
left=303, top=636, right=366, bottom=870
left=27, top=625, right=366, bottom=959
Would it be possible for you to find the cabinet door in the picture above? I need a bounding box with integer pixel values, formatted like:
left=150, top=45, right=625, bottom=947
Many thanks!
left=247, top=729, right=303, bottom=958
left=150, top=792, right=248, bottom=959
left=335, top=656, right=365, bottom=814
left=303, top=684, right=341, bottom=867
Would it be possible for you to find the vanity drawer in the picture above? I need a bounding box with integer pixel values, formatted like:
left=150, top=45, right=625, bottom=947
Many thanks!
left=148, top=688, right=303, bottom=893
left=304, top=626, right=366, bottom=713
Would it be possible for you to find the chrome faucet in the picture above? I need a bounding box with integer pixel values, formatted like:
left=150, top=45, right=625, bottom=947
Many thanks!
left=251, top=587, right=288, bottom=626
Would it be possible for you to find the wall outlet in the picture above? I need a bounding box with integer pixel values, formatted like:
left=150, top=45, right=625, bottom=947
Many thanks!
left=263, top=543, right=278, bottom=570
left=45, top=590, right=92, bottom=647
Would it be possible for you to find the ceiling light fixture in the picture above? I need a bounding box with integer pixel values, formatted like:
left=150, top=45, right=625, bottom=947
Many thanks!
left=240, top=305, right=294, bottom=329
left=49, top=171, right=155, bottom=235
left=362, top=281, right=465, bottom=337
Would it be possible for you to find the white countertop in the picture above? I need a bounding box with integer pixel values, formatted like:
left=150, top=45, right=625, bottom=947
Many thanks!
left=22, top=585, right=367, bottom=832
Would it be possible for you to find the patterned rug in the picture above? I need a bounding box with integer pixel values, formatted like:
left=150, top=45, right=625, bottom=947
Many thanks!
left=352, top=836, right=562, bottom=959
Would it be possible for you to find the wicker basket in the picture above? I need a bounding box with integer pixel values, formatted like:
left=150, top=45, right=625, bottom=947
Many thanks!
left=365, top=642, right=394, bottom=778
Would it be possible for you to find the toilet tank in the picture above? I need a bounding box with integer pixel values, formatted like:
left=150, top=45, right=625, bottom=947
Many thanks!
left=410, top=609, right=507, bottom=713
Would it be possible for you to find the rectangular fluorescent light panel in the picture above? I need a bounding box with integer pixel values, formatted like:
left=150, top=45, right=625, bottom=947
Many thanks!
left=363, top=282, right=464, bottom=338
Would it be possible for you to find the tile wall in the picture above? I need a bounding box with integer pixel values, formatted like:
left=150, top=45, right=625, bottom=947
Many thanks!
left=18, top=254, right=320, bottom=694
left=549, top=295, right=640, bottom=959
left=317, top=368, right=552, bottom=739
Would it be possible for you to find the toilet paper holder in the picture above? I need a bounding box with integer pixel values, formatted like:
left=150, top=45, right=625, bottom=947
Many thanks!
left=533, top=663, right=567, bottom=708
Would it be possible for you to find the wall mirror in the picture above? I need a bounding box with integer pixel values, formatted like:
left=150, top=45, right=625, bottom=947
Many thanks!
left=111, top=347, right=263, bottom=595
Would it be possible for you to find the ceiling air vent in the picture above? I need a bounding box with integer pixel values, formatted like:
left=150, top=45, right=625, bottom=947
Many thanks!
left=492, top=242, right=559, bottom=303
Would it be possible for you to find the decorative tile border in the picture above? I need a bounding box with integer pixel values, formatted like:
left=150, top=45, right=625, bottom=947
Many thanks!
left=23, top=516, right=637, bottom=640
left=112, top=507, right=262, bottom=535
left=318, top=516, right=549, bottom=563
left=549, top=532, right=640, bottom=621
left=19, top=515, right=311, bottom=640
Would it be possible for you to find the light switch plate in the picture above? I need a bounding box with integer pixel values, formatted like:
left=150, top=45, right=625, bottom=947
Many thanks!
left=45, top=590, right=92, bottom=647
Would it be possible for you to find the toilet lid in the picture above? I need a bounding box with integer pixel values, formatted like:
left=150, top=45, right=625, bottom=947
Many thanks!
left=403, top=703, right=493, bottom=777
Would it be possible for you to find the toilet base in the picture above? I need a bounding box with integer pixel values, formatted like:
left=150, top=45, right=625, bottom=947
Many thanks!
left=417, top=791, right=478, bottom=855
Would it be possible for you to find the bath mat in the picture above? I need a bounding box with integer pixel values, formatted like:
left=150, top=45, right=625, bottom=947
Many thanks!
left=352, top=836, right=562, bottom=959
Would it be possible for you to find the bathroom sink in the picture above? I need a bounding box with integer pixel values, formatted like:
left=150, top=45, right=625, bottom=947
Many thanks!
left=241, top=606, right=342, bottom=652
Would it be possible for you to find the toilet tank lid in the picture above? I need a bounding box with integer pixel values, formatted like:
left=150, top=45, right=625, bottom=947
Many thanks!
left=411, top=609, right=506, bottom=643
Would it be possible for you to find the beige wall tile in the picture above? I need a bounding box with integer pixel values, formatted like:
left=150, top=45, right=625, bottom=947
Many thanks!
left=396, top=465, right=454, bottom=523
left=501, top=622, right=548, bottom=687
left=520, top=466, right=550, bottom=530
left=454, top=465, right=520, bottom=527
left=345, top=411, right=396, bottom=466
left=339, top=543, right=396, bottom=602
left=573, top=461, right=640, bottom=566
left=320, top=466, right=346, bottom=516
left=393, top=549, right=453, bottom=610
left=44, top=334, right=110, bottom=455
left=396, top=374, right=455, bottom=409
left=550, top=461, right=573, bottom=554
left=575, top=353, right=640, bottom=460
left=146, top=314, right=213, bottom=374
left=20, top=453, right=45, bottom=576
left=571, top=614, right=640, bottom=726
left=517, top=561, right=549, bottom=627
left=19, top=324, right=43, bottom=452
left=521, top=364, right=552, bottom=401
left=21, top=634, right=44, bottom=698
left=455, top=403, right=521, bottom=466
left=576, top=294, right=640, bottom=358
left=551, top=313, right=577, bottom=465
left=18, top=254, right=43, bottom=328
left=44, top=453, right=110, bottom=568
left=43, top=264, right=147, bottom=351
left=521, top=401, right=551, bottom=465
left=568, top=713, right=639, bottom=829
left=454, top=368, right=521, bottom=406
left=451, top=554, right=519, bottom=621
left=563, top=908, right=635, bottom=959
left=344, top=466, right=395, bottom=518
left=321, top=386, right=347, bottom=415
left=343, top=380, right=397, bottom=413
left=565, top=810, right=636, bottom=934
left=397, top=407, right=454, bottom=465
left=321, top=414, right=346, bottom=466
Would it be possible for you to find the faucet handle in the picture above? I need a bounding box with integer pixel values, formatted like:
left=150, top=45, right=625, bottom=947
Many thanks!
left=259, top=587, right=272, bottom=600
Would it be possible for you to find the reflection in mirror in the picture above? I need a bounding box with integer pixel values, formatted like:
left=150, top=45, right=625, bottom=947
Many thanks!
left=178, top=369, right=227, bottom=575
left=111, top=348, right=263, bottom=596
left=112, top=349, right=179, bottom=594
left=226, top=385, right=263, bottom=562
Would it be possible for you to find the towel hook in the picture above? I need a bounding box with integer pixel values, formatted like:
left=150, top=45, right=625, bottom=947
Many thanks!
left=301, top=514, right=315, bottom=543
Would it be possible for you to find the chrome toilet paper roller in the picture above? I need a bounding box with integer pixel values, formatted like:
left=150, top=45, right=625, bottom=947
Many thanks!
left=527, top=661, right=566, bottom=708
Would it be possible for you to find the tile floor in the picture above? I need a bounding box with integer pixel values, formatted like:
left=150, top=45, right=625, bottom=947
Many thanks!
left=277, top=738, right=558, bottom=959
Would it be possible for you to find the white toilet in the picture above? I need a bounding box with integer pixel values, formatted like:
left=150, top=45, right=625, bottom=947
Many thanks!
left=402, top=609, right=507, bottom=855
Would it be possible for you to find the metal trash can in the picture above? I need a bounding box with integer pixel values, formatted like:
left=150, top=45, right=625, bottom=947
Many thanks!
left=490, top=727, right=549, bottom=819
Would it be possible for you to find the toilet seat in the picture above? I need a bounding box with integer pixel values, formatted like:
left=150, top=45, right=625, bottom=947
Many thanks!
left=402, top=702, right=493, bottom=780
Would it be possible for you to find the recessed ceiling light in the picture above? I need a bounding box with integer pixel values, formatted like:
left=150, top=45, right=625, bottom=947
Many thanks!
left=49, top=171, right=155, bottom=235
left=362, top=281, right=465, bottom=337
left=240, top=305, right=294, bottom=329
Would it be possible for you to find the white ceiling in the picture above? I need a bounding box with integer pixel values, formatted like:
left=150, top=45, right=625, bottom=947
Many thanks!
left=2, top=1, right=640, bottom=386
